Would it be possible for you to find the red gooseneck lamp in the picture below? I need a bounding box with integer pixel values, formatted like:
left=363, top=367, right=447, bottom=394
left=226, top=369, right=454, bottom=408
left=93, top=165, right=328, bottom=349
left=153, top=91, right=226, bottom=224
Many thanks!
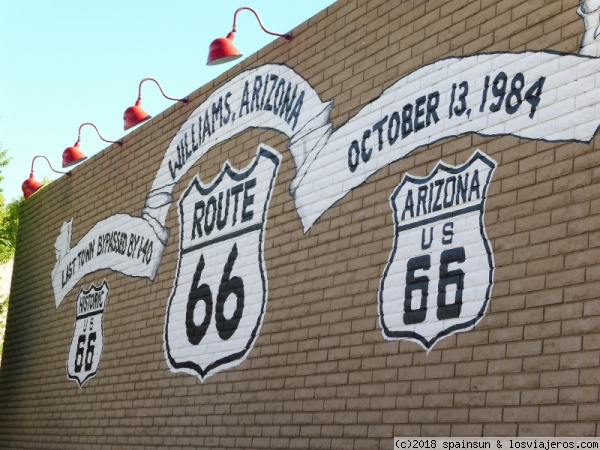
left=62, top=122, right=123, bottom=168
left=207, top=6, right=293, bottom=66
left=22, top=155, right=71, bottom=199
left=123, top=78, right=189, bottom=130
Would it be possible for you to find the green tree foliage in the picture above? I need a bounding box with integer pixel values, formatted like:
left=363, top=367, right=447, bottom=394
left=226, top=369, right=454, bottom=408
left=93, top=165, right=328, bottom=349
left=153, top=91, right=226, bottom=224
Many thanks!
left=0, top=149, right=21, bottom=264
left=0, top=196, right=21, bottom=264
left=0, top=148, right=22, bottom=360
left=0, top=293, right=7, bottom=358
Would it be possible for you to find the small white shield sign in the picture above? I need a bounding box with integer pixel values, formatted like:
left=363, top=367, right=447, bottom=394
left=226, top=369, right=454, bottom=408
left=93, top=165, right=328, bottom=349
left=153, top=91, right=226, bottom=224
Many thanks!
left=379, top=150, right=496, bottom=350
left=165, top=145, right=281, bottom=380
left=67, top=280, right=109, bottom=386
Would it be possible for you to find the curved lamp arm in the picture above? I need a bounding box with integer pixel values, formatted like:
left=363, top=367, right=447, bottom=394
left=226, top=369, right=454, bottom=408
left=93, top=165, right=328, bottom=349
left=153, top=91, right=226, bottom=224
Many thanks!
left=23, top=154, right=72, bottom=198
left=231, top=6, right=293, bottom=41
left=76, top=122, right=123, bottom=146
left=137, top=78, right=189, bottom=104
left=30, top=155, right=71, bottom=176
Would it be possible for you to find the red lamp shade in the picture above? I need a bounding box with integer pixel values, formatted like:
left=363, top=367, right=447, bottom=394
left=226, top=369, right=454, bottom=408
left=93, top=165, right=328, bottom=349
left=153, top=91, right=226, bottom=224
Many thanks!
left=61, top=122, right=121, bottom=168
left=207, top=7, right=292, bottom=66
left=124, top=98, right=151, bottom=130
left=22, top=172, right=44, bottom=199
left=62, top=141, right=88, bottom=168
left=22, top=154, right=72, bottom=199
left=207, top=32, right=243, bottom=66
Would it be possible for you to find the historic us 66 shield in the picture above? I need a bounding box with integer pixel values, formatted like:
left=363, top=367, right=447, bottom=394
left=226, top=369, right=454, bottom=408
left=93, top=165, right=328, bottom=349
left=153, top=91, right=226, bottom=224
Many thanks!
left=67, top=280, right=109, bottom=386
left=165, top=145, right=281, bottom=380
left=379, top=150, right=497, bottom=350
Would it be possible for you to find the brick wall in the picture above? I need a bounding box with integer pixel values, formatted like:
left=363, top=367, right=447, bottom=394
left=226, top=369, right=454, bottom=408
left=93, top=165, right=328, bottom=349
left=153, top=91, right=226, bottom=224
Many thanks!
left=2, top=0, right=600, bottom=448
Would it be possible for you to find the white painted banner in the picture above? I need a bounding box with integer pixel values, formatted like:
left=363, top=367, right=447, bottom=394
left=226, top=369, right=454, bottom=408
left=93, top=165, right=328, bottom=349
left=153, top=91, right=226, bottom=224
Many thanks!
left=51, top=215, right=163, bottom=307
left=53, top=52, right=600, bottom=306
left=51, top=64, right=329, bottom=306
left=291, top=51, right=600, bottom=230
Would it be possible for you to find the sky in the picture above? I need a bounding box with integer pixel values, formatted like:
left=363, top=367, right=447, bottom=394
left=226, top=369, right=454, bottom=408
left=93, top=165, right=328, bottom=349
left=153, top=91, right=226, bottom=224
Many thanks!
left=0, top=1, right=336, bottom=202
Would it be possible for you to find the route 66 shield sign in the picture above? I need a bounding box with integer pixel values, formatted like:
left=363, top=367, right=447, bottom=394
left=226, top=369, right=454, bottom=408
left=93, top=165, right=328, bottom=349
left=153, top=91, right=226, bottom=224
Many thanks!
left=67, top=280, right=109, bottom=386
left=379, top=150, right=496, bottom=350
left=165, top=145, right=281, bottom=380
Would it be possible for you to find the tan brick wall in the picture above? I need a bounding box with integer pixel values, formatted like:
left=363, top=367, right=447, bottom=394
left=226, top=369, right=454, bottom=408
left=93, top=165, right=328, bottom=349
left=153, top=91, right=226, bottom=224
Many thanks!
left=2, top=0, right=600, bottom=448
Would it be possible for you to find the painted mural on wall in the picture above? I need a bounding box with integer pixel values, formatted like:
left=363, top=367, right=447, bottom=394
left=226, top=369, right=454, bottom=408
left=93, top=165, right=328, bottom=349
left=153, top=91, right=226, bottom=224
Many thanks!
left=49, top=3, right=600, bottom=381
left=165, top=146, right=280, bottom=380
left=67, top=280, right=109, bottom=386
left=379, top=151, right=496, bottom=350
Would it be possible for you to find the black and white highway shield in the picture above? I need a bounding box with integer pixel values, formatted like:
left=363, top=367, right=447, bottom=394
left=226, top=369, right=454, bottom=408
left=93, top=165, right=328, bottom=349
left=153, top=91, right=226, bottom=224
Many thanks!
left=379, top=150, right=497, bottom=350
left=165, top=145, right=281, bottom=380
left=67, top=280, right=109, bottom=386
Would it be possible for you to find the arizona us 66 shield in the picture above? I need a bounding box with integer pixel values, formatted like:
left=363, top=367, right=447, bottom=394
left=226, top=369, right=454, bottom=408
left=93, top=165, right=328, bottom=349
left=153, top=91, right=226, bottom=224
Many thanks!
left=379, top=150, right=496, bottom=350
left=165, top=145, right=281, bottom=380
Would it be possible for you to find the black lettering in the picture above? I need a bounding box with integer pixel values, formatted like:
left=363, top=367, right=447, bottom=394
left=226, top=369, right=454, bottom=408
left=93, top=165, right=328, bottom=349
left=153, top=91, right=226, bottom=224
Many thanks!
left=417, top=185, right=428, bottom=215
left=426, top=92, right=440, bottom=126
left=437, top=247, right=465, bottom=320
left=176, top=135, right=190, bottom=166
left=456, top=173, right=469, bottom=204
left=216, top=191, right=230, bottom=230
left=186, top=255, right=212, bottom=345
left=361, top=129, right=372, bottom=163
left=129, top=234, right=141, bottom=258
left=373, top=116, right=388, bottom=151
left=223, top=92, right=232, bottom=124
left=191, top=123, right=199, bottom=151
left=404, top=255, right=430, bottom=325
left=432, top=179, right=444, bottom=212
left=120, top=233, right=127, bottom=254
left=272, top=78, right=286, bottom=115
left=402, top=104, right=413, bottom=138
left=197, top=115, right=204, bottom=145
left=211, top=97, right=223, bottom=131
left=469, top=169, right=481, bottom=201
left=230, top=184, right=244, bottom=225
left=414, top=95, right=427, bottom=131
left=288, top=90, right=304, bottom=130
left=252, top=76, right=263, bottom=112
left=428, top=182, right=434, bottom=213
left=401, top=190, right=414, bottom=220
left=184, top=133, right=192, bottom=159
left=239, top=81, right=250, bottom=117
left=62, top=258, right=76, bottom=288
left=176, top=145, right=182, bottom=169
left=442, top=222, right=454, bottom=245
left=260, top=74, right=270, bottom=108
left=264, top=74, right=279, bottom=111
left=215, top=243, right=245, bottom=340
left=204, top=196, right=217, bottom=235
left=421, top=227, right=433, bottom=250
left=443, top=176, right=456, bottom=208
left=348, top=140, right=360, bottom=172
left=280, top=83, right=298, bottom=122
left=242, top=178, right=256, bottom=222
left=202, top=110, right=211, bottom=141
left=192, top=200, right=205, bottom=239
left=388, top=112, right=401, bottom=146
